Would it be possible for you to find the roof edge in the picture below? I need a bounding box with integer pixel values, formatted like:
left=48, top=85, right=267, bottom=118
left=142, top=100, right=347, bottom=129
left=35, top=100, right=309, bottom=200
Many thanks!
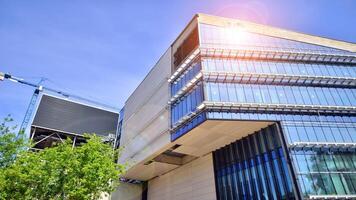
left=197, top=13, right=356, bottom=52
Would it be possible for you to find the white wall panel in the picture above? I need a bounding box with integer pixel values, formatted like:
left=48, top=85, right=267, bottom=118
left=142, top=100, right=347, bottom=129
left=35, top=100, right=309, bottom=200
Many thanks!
left=119, top=48, right=171, bottom=165
left=111, top=182, right=142, bottom=200
left=119, top=110, right=170, bottom=163
left=147, top=153, right=216, bottom=200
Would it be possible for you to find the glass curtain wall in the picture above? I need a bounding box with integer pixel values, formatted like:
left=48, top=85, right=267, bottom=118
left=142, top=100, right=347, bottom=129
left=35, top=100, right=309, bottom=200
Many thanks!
left=213, top=124, right=295, bottom=200
left=198, top=23, right=356, bottom=199
left=170, top=22, right=356, bottom=198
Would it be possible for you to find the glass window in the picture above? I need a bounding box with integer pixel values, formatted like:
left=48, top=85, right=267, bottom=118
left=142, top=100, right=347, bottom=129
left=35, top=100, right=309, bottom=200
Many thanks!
left=268, top=62, right=278, bottom=74
left=298, top=63, right=308, bottom=75
left=223, top=59, right=233, bottom=72
left=268, top=85, right=280, bottom=104
left=191, top=89, right=197, bottom=111
left=325, top=65, right=337, bottom=77
left=208, top=83, right=220, bottom=101
left=339, top=89, right=352, bottom=106
left=333, top=66, right=345, bottom=77
left=272, top=159, right=287, bottom=198
left=329, top=88, right=344, bottom=106
left=235, top=84, right=246, bottom=103
left=313, top=126, right=326, bottom=142
left=330, top=127, right=345, bottom=143
left=254, top=61, right=265, bottom=73
left=305, top=153, right=319, bottom=172
left=259, top=85, right=271, bottom=103
left=186, top=94, right=192, bottom=113
left=302, top=174, right=316, bottom=195
left=324, top=154, right=337, bottom=171
left=243, top=85, right=255, bottom=102
left=312, top=64, right=323, bottom=76
left=311, top=87, right=322, bottom=105
left=321, top=127, right=336, bottom=143
left=214, top=59, right=223, bottom=71
left=318, top=64, right=330, bottom=76
left=218, top=83, right=229, bottom=102
left=312, top=173, right=327, bottom=195
left=253, top=85, right=263, bottom=103
left=347, top=127, right=356, bottom=143
left=331, top=174, right=346, bottom=195
left=227, top=83, right=237, bottom=102
left=295, top=154, right=309, bottom=173
left=238, top=60, right=248, bottom=72
left=333, top=154, right=346, bottom=171
left=322, top=88, right=336, bottom=105
left=305, top=64, right=316, bottom=76
left=296, top=126, right=309, bottom=142
left=291, top=87, right=305, bottom=104
left=321, top=174, right=337, bottom=194
left=339, top=127, right=353, bottom=143
left=314, top=88, right=328, bottom=105
left=284, top=86, right=296, bottom=104
left=342, top=174, right=356, bottom=194
left=283, top=62, right=293, bottom=74
left=299, top=87, right=312, bottom=105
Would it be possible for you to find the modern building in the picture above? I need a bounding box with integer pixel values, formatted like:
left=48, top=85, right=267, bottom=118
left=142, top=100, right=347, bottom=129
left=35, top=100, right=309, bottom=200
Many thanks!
left=114, top=13, right=356, bottom=200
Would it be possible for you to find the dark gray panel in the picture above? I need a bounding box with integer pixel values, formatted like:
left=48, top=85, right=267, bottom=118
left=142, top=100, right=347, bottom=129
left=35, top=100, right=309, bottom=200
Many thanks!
left=32, top=94, right=118, bottom=136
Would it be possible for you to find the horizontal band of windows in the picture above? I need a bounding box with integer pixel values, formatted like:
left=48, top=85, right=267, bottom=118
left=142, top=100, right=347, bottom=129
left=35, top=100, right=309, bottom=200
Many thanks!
left=283, top=122, right=356, bottom=127
left=297, top=172, right=356, bottom=175
left=203, top=101, right=356, bottom=115
left=169, top=72, right=202, bottom=105
left=203, top=71, right=356, bottom=88
left=309, top=195, right=356, bottom=199
left=200, top=47, right=356, bottom=64
left=171, top=103, right=205, bottom=130
left=206, top=82, right=356, bottom=107
left=201, top=58, right=356, bottom=78
left=289, top=142, right=356, bottom=151
left=168, top=48, right=200, bottom=83
left=171, top=62, right=202, bottom=96
left=170, top=84, right=204, bottom=125
left=172, top=106, right=356, bottom=134
left=171, top=112, right=206, bottom=141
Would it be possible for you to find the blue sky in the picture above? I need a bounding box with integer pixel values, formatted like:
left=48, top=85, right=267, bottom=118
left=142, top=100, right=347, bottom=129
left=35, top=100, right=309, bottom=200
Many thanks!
left=1, top=0, right=356, bottom=123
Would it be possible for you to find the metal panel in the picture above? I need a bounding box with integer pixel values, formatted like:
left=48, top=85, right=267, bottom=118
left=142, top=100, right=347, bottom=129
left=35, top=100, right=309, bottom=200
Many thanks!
left=32, top=94, right=119, bottom=136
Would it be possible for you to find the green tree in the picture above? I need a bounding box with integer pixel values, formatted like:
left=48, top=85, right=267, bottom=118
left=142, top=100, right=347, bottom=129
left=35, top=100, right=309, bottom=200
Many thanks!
left=0, top=116, right=28, bottom=168
left=0, top=118, right=126, bottom=200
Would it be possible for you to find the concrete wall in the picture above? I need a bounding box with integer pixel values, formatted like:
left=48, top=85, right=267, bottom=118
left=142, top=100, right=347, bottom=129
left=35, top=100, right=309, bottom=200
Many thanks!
left=111, top=182, right=142, bottom=200
left=119, top=48, right=171, bottom=165
left=147, top=153, right=216, bottom=200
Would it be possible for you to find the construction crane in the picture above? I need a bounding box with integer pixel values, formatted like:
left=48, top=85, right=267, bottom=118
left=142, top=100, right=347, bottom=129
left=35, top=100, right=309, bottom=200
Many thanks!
left=0, top=72, right=119, bottom=137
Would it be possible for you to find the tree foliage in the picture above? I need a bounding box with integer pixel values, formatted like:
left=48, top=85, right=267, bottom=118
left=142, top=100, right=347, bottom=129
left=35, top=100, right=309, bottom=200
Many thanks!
left=0, top=116, right=27, bottom=168
left=0, top=117, right=125, bottom=200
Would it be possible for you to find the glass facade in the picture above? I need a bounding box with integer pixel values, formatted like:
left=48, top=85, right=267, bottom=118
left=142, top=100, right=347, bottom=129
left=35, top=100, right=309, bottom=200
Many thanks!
left=213, top=124, right=295, bottom=200
left=171, top=62, right=202, bottom=95
left=169, top=22, right=356, bottom=199
left=202, top=59, right=356, bottom=78
left=205, top=82, right=356, bottom=106
left=171, top=83, right=204, bottom=125
left=199, top=23, right=356, bottom=56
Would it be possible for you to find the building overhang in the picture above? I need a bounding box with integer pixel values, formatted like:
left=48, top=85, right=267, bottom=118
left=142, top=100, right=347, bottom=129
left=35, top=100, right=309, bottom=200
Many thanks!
left=122, top=119, right=273, bottom=181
